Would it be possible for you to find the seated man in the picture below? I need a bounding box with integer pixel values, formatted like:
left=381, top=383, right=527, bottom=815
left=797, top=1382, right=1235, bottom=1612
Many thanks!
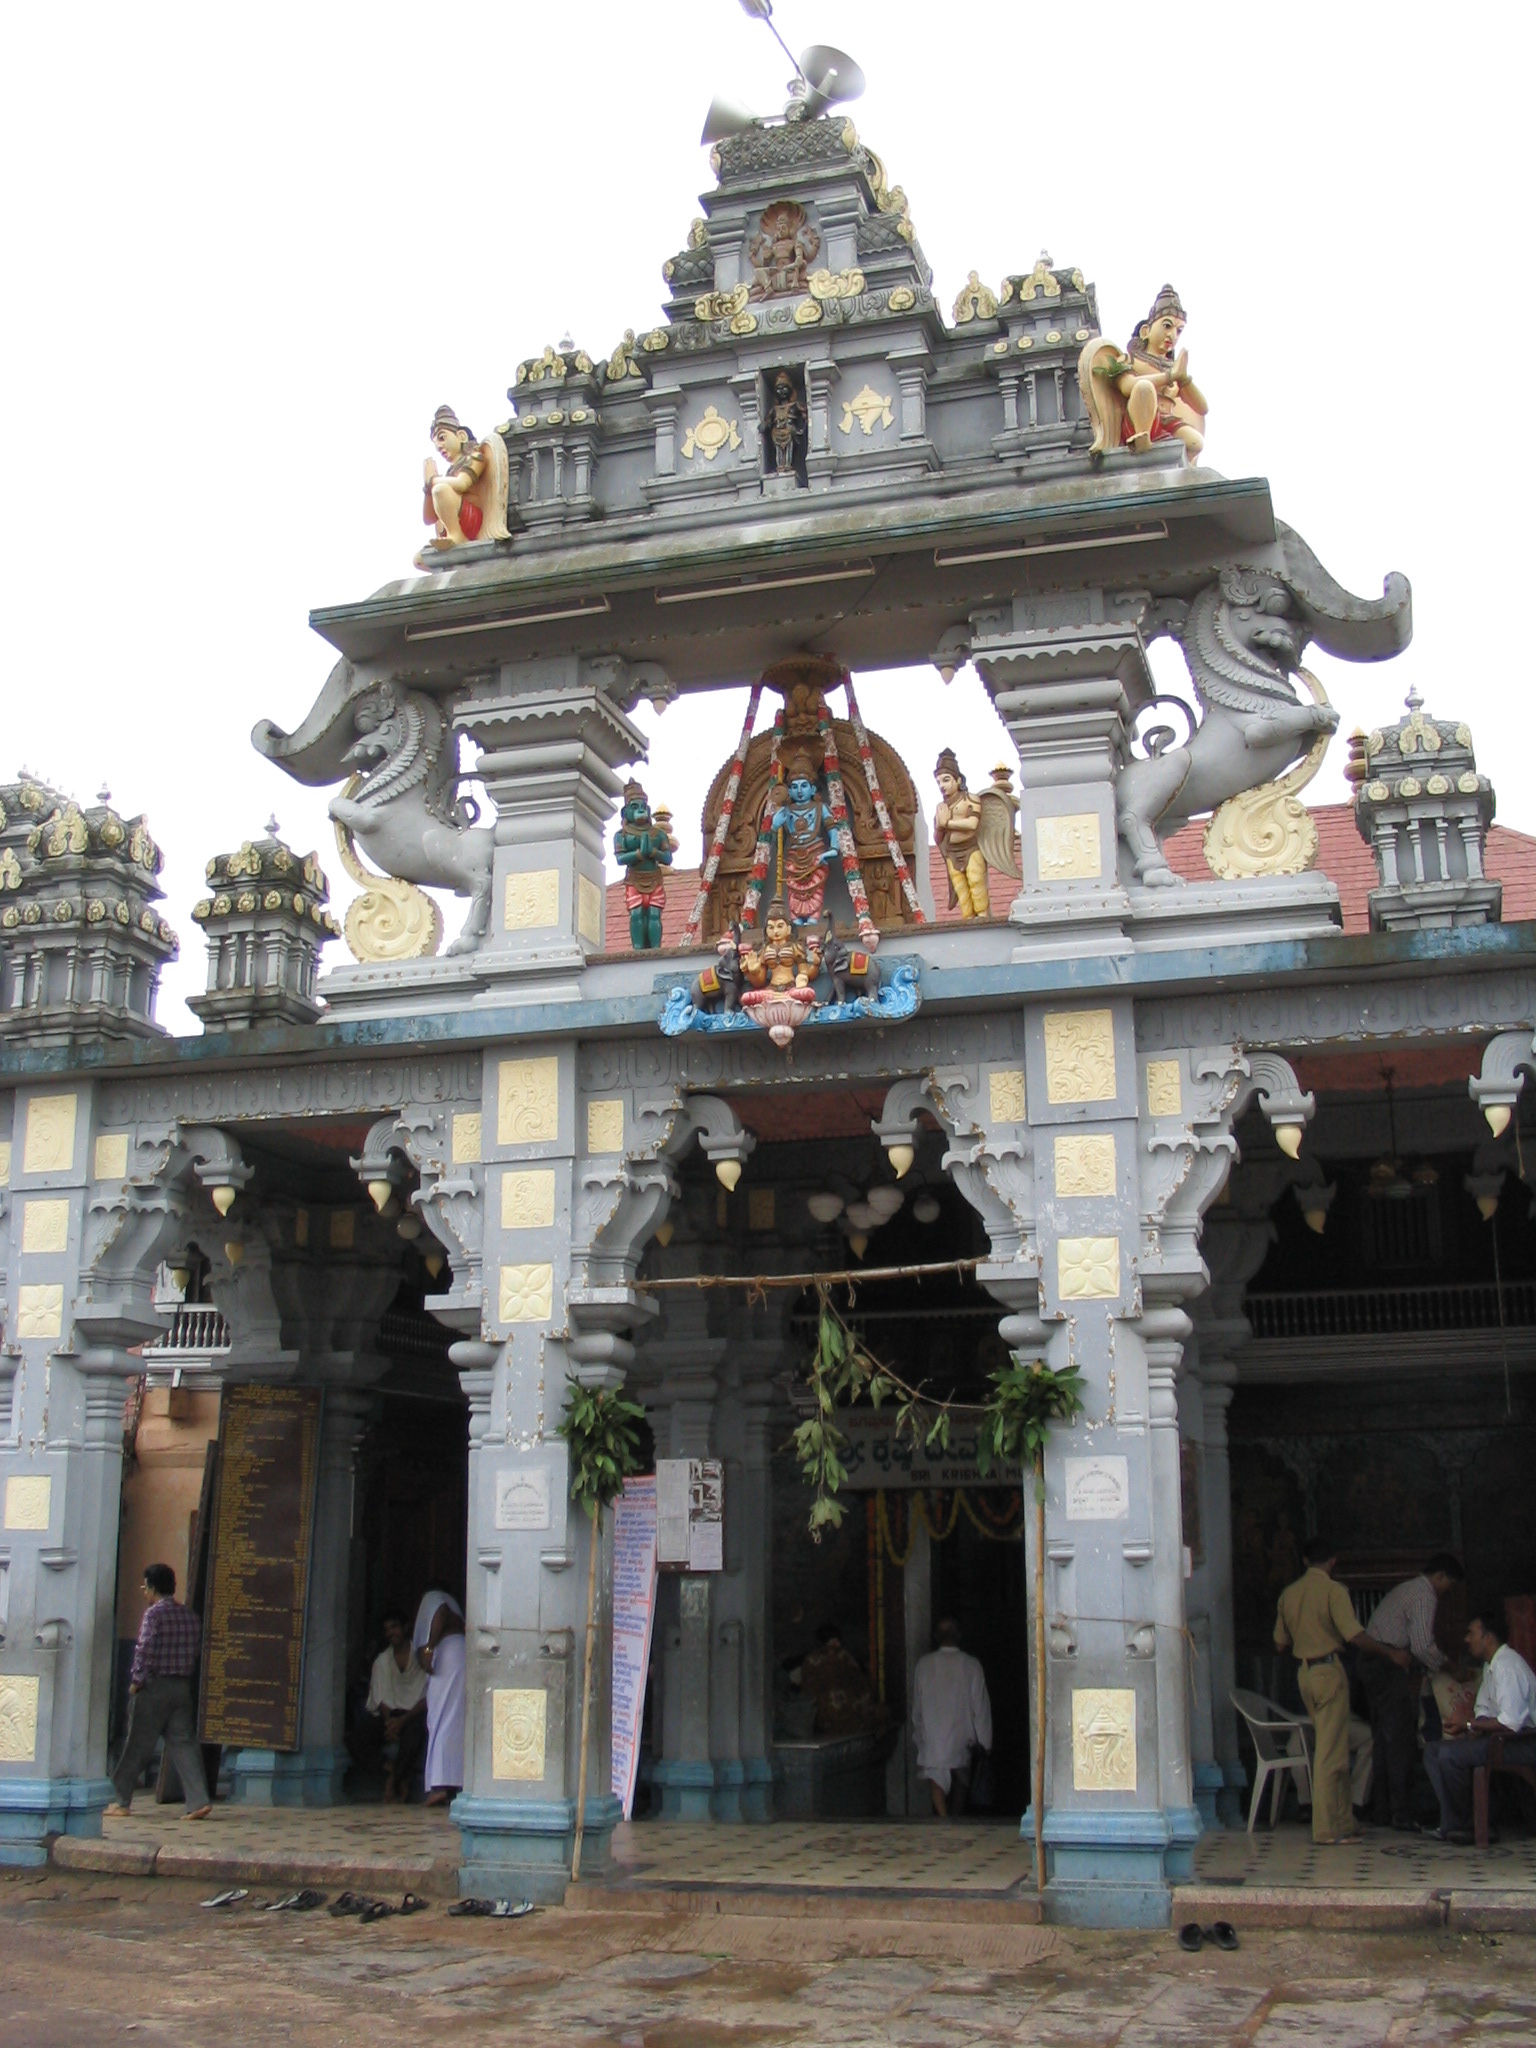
left=366, top=1611, right=429, bottom=1802
left=1421, top=1613, right=1536, bottom=1843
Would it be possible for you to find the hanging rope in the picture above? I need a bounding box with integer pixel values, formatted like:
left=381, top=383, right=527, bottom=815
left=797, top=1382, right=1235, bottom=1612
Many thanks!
left=681, top=681, right=764, bottom=947
left=817, top=699, right=878, bottom=945
left=841, top=672, right=927, bottom=924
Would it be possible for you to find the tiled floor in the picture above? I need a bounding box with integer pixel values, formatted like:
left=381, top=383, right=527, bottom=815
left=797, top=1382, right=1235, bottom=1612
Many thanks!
left=103, top=1798, right=460, bottom=1865
left=611, top=1818, right=1034, bottom=1893
left=1194, top=1818, right=1536, bottom=1892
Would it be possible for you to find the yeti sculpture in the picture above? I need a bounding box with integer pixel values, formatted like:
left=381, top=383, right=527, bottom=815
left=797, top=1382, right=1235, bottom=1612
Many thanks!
left=1117, top=524, right=1411, bottom=887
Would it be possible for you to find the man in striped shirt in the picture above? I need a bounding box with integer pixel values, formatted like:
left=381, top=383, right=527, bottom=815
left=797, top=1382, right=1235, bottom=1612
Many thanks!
left=1361, top=1552, right=1464, bottom=1831
left=104, top=1563, right=211, bottom=1819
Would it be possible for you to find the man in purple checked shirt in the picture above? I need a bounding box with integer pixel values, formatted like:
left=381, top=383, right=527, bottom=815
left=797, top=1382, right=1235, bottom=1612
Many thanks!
left=104, top=1563, right=211, bottom=1819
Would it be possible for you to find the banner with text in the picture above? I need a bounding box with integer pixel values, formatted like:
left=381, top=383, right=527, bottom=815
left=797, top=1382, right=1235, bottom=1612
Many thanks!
left=611, top=1475, right=658, bottom=1819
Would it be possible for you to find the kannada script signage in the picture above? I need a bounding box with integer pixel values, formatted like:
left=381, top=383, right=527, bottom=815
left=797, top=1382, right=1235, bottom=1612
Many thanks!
left=835, top=1408, right=1022, bottom=1491
left=200, top=1384, right=323, bottom=1750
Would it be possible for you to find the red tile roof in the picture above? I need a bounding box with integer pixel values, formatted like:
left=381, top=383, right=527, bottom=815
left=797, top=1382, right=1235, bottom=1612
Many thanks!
left=602, top=804, right=1536, bottom=954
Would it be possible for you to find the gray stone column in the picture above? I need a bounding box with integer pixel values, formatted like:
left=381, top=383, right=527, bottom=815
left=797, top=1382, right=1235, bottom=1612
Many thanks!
left=1199, top=1364, right=1241, bottom=1822
left=648, top=1330, right=721, bottom=1823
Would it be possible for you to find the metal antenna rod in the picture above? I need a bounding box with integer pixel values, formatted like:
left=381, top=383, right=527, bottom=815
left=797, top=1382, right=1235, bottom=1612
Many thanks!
left=736, top=0, right=807, bottom=84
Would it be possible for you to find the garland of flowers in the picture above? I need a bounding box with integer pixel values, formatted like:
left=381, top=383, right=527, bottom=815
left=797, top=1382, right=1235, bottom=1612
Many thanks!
left=840, top=673, right=927, bottom=924
left=817, top=702, right=878, bottom=945
left=738, top=704, right=786, bottom=933
left=681, top=681, right=764, bottom=946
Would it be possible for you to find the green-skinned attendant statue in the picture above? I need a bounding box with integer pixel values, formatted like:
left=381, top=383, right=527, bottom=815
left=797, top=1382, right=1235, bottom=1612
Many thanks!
left=613, top=781, right=675, bottom=950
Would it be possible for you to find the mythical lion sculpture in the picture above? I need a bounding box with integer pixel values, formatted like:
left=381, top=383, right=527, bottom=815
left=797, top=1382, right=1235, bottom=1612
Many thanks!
left=1117, top=524, right=1411, bottom=887
left=254, top=671, right=494, bottom=956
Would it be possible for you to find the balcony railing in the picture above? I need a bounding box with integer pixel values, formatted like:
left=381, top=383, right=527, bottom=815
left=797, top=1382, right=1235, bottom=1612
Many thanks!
left=1246, top=1281, right=1536, bottom=1341
left=142, top=1305, right=231, bottom=1355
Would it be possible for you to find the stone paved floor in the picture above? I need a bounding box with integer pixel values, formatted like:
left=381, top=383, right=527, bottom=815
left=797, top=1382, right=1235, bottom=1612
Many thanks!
left=611, top=1818, right=1034, bottom=1893
left=4, top=1867, right=1534, bottom=2047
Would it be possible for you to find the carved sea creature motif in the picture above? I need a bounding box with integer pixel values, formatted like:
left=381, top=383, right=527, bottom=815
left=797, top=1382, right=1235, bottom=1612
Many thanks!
left=325, top=685, right=495, bottom=954
left=1115, top=527, right=1411, bottom=887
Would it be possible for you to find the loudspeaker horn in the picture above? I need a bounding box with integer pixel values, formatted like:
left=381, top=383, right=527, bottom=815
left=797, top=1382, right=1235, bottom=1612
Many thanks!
left=701, top=93, right=760, bottom=144
left=797, top=43, right=865, bottom=118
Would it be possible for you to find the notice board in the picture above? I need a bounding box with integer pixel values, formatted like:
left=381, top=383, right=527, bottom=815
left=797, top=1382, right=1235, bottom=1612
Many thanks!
left=199, top=1384, right=323, bottom=1750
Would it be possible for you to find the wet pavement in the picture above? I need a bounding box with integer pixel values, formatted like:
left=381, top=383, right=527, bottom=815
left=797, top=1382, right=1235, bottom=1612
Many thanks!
left=2, top=1867, right=1534, bottom=2047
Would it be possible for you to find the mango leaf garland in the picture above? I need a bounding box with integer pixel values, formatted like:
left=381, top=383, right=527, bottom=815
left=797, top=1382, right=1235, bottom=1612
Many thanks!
left=557, top=1380, right=646, bottom=1523
left=978, top=1358, right=1087, bottom=1500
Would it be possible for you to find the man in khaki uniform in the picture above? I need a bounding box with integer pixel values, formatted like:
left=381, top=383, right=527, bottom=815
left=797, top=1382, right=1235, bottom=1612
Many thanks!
left=1274, top=1537, right=1411, bottom=1844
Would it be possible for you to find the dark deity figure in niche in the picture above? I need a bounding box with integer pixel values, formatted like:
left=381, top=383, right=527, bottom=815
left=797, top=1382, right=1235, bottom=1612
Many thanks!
left=748, top=200, right=820, bottom=299
left=612, top=780, right=675, bottom=950
left=766, top=371, right=808, bottom=479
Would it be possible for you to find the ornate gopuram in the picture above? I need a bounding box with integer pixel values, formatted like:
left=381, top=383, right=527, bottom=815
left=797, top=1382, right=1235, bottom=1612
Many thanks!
left=4, top=107, right=1536, bottom=1931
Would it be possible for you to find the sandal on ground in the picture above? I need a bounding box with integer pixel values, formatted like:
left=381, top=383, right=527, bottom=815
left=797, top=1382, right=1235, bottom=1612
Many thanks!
left=267, top=1889, right=326, bottom=1913
left=1210, top=1922, right=1240, bottom=1951
left=1177, top=1923, right=1203, bottom=1952
left=327, top=1893, right=368, bottom=1918
left=490, top=1900, right=535, bottom=1919
left=200, top=1888, right=249, bottom=1910
left=103, top=1804, right=132, bottom=1820
left=182, top=1805, right=212, bottom=1821
left=448, top=1898, right=496, bottom=1917
left=398, top=1894, right=430, bottom=1916
left=359, top=1900, right=395, bottom=1924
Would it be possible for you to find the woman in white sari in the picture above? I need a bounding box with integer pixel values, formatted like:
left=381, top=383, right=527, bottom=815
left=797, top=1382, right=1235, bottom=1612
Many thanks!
left=412, top=1588, right=465, bottom=1806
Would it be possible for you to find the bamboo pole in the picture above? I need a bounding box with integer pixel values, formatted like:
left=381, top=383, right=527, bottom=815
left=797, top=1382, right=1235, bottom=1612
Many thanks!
left=1033, top=1449, right=1047, bottom=1896
left=571, top=1503, right=600, bottom=1883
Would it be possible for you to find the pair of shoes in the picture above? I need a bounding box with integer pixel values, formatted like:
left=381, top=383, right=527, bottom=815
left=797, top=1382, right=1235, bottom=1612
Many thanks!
left=102, top=1803, right=131, bottom=1819
left=200, top=1888, right=248, bottom=1910
left=265, top=1890, right=326, bottom=1913
left=328, top=1892, right=370, bottom=1918
left=398, top=1893, right=429, bottom=1916
left=182, top=1805, right=212, bottom=1822
left=1176, top=1923, right=1239, bottom=1954
left=447, top=1897, right=535, bottom=1920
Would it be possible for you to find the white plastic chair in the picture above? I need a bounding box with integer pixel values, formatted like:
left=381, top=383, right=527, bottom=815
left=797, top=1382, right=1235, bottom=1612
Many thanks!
left=1231, top=1688, right=1313, bottom=1833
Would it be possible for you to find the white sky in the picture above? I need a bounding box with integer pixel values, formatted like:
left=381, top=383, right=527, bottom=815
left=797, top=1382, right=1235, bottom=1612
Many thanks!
left=5, top=1, right=1530, bottom=1028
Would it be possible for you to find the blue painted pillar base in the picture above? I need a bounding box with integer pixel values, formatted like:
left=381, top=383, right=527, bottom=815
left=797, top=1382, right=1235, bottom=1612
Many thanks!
left=454, top=1793, right=622, bottom=1905
left=741, top=1756, right=775, bottom=1823
left=1193, top=1761, right=1224, bottom=1829
left=228, top=1747, right=349, bottom=1807
left=711, top=1759, right=746, bottom=1823
left=0, top=1777, right=114, bottom=1866
left=1022, top=1806, right=1203, bottom=1928
left=651, top=1758, right=715, bottom=1822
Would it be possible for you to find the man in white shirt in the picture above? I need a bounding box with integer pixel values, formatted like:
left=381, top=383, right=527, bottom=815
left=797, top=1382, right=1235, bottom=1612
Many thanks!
left=1421, top=1613, right=1536, bottom=1844
left=1361, top=1552, right=1464, bottom=1831
left=366, top=1612, right=430, bottom=1801
left=911, top=1618, right=993, bottom=1817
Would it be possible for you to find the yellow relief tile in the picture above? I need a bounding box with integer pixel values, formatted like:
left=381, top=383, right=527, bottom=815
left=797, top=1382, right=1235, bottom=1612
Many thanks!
left=498, top=1057, right=560, bottom=1146
left=504, top=869, right=560, bottom=932
left=1053, top=1134, right=1116, bottom=1200
left=1035, top=813, right=1102, bottom=882
left=492, top=1687, right=547, bottom=1780
left=988, top=1069, right=1026, bottom=1123
left=329, top=1210, right=356, bottom=1251
left=15, top=1283, right=64, bottom=1342
left=1072, top=1687, right=1137, bottom=1792
left=1145, top=1059, right=1183, bottom=1117
left=586, top=1100, right=625, bottom=1155
left=21, top=1199, right=69, bottom=1255
left=4, top=1474, right=52, bottom=1531
left=452, top=1112, right=483, bottom=1165
left=577, top=874, right=603, bottom=947
left=23, top=1094, right=77, bottom=1175
left=0, top=1675, right=40, bottom=1761
left=1056, top=1236, right=1120, bottom=1300
left=499, top=1262, right=554, bottom=1324
left=501, top=1170, right=556, bottom=1231
left=748, top=1187, right=776, bottom=1231
left=0, top=1142, right=12, bottom=1186
left=1043, top=1009, right=1117, bottom=1104
left=93, top=1133, right=129, bottom=1181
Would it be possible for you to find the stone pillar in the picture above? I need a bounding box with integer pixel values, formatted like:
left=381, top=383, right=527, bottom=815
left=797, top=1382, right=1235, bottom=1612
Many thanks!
left=227, top=1386, right=374, bottom=1807
left=0, top=1083, right=148, bottom=1860
left=1198, top=1365, right=1242, bottom=1823
left=969, top=598, right=1149, bottom=957
left=459, top=673, right=646, bottom=988
left=647, top=1335, right=721, bottom=1822
left=732, top=1373, right=780, bottom=1821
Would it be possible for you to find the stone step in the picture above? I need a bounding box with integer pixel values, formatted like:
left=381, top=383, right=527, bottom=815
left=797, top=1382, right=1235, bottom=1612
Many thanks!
left=565, top=1880, right=1044, bottom=1926
left=52, top=1833, right=460, bottom=1898
left=1174, top=1882, right=1536, bottom=1933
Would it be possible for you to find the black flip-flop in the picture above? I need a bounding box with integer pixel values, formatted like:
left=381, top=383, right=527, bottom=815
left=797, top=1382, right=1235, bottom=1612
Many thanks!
left=1210, top=1922, right=1240, bottom=1951
left=448, top=1898, right=496, bottom=1917
left=1177, top=1922, right=1203, bottom=1952
left=327, top=1892, right=367, bottom=1918
left=398, top=1893, right=430, bottom=1916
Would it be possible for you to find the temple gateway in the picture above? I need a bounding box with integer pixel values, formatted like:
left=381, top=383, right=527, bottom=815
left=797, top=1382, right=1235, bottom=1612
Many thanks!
left=2, top=103, right=1533, bottom=1931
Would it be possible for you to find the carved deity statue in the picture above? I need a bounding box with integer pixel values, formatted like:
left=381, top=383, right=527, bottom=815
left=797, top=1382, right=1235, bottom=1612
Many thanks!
left=1078, top=285, right=1209, bottom=459
left=740, top=900, right=816, bottom=994
left=748, top=201, right=820, bottom=300
left=612, top=780, right=675, bottom=950
left=767, top=372, right=808, bottom=477
left=421, top=404, right=511, bottom=550
left=933, top=752, right=1019, bottom=918
left=768, top=751, right=836, bottom=925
